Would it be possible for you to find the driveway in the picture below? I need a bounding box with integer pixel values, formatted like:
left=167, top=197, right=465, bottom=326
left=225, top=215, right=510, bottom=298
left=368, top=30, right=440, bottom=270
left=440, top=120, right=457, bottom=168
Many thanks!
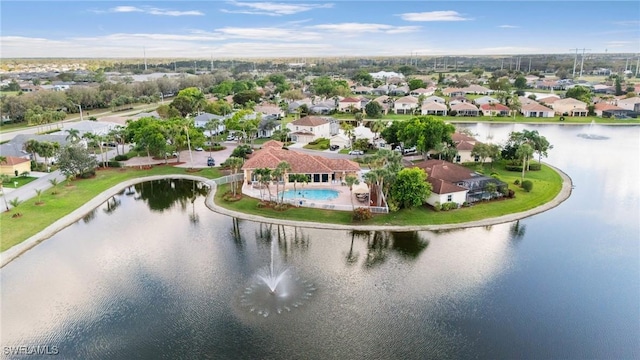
left=174, top=141, right=237, bottom=168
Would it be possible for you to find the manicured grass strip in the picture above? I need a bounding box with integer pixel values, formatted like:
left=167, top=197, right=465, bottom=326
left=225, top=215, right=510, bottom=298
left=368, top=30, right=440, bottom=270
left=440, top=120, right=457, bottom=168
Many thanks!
left=2, top=176, right=38, bottom=188
left=0, top=166, right=222, bottom=251
left=214, top=163, right=563, bottom=227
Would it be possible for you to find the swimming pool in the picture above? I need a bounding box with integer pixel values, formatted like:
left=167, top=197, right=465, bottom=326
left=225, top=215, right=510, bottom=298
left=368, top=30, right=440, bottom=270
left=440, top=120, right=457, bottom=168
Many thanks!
left=279, top=188, right=340, bottom=201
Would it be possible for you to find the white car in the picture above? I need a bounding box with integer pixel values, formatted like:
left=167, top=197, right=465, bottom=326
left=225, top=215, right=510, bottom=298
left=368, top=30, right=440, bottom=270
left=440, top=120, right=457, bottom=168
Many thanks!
left=348, top=150, right=364, bottom=155
left=226, top=135, right=236, bottom=141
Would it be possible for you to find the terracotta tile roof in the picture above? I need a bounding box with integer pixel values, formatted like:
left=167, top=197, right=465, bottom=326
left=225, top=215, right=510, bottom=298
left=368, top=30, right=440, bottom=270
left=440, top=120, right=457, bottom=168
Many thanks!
left=539, top=97, right=560, bottom=104
left=411, top=160, right=473, bottom=194
left=456, top=140, right=475, bottom=151
left=340, top=97, right=360, bottom=103
left=242, top=147, right=360, bottom=174
left=262, top=140, right=284, bottom=148
left=290, top=116, right=329, bottom=127
left=0, top=156, right=30, bottom=166
left=594, top=103, right=623, bottom=111
left=451, top=132, right=477, bottom=143
left=480, top=103, right=510, bottom=111
left=395, top=96, right=418, bottom=104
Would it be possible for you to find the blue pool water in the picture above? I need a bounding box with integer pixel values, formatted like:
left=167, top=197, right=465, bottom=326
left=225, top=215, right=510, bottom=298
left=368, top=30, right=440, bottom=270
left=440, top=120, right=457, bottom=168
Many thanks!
left=280, top=188, right=339, bottom=200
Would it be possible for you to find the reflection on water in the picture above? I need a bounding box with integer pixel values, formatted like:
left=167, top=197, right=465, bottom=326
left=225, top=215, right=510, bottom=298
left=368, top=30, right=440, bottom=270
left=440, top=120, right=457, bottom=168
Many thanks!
left=2, top=125, right=639, bottom=359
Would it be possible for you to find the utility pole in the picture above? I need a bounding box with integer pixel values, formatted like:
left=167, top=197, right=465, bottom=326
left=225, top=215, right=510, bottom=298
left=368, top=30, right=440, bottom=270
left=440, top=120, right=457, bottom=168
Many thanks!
left=636, top=55, right=640, bottom=77
left=501, top=58, right=504, bottom=70
left=194, top=60, right=197, bottom=74
left=579, top=48, right=591, bottom=78
left=570, top=48, right=579, bottom=77
left=211, top=54, right=214, bottom=72
left=143, top=47, right=147, bottom=71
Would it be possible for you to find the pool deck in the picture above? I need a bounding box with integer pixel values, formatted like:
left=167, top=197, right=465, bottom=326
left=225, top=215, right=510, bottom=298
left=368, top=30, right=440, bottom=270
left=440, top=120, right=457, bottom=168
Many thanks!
left=241, top=182, right=372, bottom=210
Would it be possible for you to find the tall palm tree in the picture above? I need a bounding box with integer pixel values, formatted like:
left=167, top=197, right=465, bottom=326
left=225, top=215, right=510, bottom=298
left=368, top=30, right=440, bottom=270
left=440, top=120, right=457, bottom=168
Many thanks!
left=23, top=139, right=40, bottom=161
left=225, top=157, right=244, bottom=197
left=204, top=118, right=221, bottom=156
left=345, top=175, right=359, bottom=211
left=272, top=161, right=291, bottom=204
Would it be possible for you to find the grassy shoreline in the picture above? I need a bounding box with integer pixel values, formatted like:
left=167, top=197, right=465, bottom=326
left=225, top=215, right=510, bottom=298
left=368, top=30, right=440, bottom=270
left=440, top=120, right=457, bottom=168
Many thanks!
left=0, top=166, right=221, bottom=252
left=214, top=162, right=563, bottom=227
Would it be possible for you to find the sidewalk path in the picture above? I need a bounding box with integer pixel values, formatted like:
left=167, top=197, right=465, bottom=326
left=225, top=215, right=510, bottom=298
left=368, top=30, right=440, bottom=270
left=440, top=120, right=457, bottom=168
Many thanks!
left=1, top=170, right=66, bottom=210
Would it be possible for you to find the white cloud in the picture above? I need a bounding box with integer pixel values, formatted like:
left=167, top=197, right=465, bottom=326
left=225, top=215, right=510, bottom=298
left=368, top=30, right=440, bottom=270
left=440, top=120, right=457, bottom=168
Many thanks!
left=399, top=11, right=471, bottom=22
left=106, top=5, right=204, bottom=16
left=498, top=25, right=519, bottom=29
left=222, top=1, right=333, bottom=16
left=605, top=41, right=632, bottom=48
left=215, top=27, right=321, bottom=41
left=111, top=6, right=143, bottom=13
left=613, top=20, right=640, bottom=26
left=309, top=23, right=420, bottom=34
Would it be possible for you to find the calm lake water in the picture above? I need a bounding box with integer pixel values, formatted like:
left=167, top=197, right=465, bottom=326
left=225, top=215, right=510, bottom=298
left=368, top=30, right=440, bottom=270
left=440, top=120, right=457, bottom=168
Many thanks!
left=1, top=124, right=638, bottom=359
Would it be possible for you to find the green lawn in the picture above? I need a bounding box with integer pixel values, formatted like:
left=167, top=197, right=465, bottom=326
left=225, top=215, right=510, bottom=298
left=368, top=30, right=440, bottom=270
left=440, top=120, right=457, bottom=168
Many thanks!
left=0, top=165, right=222, bottom=252
left=214, top=162, right=563, bottom=227
left=2, top=176, right=38, bottom=188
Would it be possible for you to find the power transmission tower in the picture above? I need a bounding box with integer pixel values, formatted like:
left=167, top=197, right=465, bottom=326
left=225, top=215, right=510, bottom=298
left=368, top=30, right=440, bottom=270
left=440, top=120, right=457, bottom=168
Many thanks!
left=579, top=48, right=591, bottom=78
left=570, top=48, right=579, bottom=77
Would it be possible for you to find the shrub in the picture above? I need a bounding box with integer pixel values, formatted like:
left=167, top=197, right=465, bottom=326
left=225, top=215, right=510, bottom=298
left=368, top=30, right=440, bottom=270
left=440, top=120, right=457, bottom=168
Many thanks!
left=528, top=163, right=541, bottom=171
left=387, top=199, right=400, bottom=212
left=114, top=154, right=128, bottom=161
left=433, top=201, right=442, bottom=212
left=211, top=145, right=225, bottom=151
left=256, top=201, right=267, bottom=208
left=507, top=189, right=516, bottom=198
left=273, top=203, right=289, bottom=211
left=505, top=164, right=523, bottom=172
left=462, top=201, right=470, bottom=207
left=20, top=171, right=30, bottom=177
left=521, top=180, right=533, bottom=192
left=106, top=161, right=121, bottom=168
left=513, top=179, right=520, bottom=185
left=352, top=207, right=372, bottom=221
left=441, top=202, right=458, bottom=211
left=79, top=170, right=95, bottom=179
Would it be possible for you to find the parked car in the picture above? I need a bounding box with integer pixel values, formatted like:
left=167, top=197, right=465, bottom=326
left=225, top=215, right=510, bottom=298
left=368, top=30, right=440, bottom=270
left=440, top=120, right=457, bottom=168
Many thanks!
left=329, top=145, right=339, bottom=151
left=403, top=146, right=417, bottom=155
left=195, top=147, right=204, bottom=151
left=226, top=135, right=236, bottom=141
left=207, top=157, right=215, bottom=166
left=348, top=150, right=364, bottom=155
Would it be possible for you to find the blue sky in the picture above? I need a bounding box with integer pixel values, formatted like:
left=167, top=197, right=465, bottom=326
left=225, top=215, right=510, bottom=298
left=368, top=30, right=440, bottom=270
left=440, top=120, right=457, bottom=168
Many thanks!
left=1, top=1, right=638, bottom=58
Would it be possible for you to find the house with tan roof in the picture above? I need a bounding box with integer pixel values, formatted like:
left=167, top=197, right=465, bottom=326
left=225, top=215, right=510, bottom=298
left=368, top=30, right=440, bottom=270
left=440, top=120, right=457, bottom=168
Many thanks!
left=450, top=132, right=486, bottom=163
left=473, top=95, right=500, bottom=106
left=423, top=95, right=446, bottom=104
left=442, top=87, right=466, bottom=97
left=241, top=142, right=361, bottom=186
left=616, top=96, right=640, bottom=111
left=286, top=116, right=333, bottom=143
left=372, top=95, right=391, bottom=114
left=463, top=84, right=493, bottom=95
left=520, top=101, right=555, bottom=118
left=421, top=101, right=448, bottom=116
left=552, top=98, right=588, bottom=116
left=393, top=96, right=419, bottom=114
left=409, top=87, right=435, bottom=97
left=338, top=97, right=362, bottom=112
left=450, top=102, right=479, bottom=116
left=412, top=159, right=507, bottom=206
left=0, top=156, right=31, bottom=176
left=594, top=103, right=625, bottom=117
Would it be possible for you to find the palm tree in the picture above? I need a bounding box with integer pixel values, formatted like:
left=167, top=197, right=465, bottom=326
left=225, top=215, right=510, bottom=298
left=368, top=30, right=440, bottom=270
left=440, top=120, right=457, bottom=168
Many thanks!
left=225, top=157, right=244, bottom=197
left=345, top=175, right=359, bottom=211
left=341, top=122, right=355, bottom=149
left=23, top=139, right=40, bottom=162
left=289, top=173, right=308, bottom=199
left=254, top=168, right=273, bottom=200
left=516, top=143, right=533, bottom=182
left=204, top=118, right=221, bottom=156
left=272, top=161, right=291, bottom=204
left=370, top=119, right=386, bottom=140
left=65, top=128, right=81, bottom=143
left=34, top=188, right=43, bottom=204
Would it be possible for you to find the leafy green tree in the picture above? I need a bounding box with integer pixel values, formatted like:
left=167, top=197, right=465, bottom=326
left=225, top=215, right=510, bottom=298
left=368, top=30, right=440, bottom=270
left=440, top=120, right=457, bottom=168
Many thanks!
left=224, top=157, right=244, bottom=197
left=23, top=139, right=40, bottom=161
left=516, top=143, right=534, bottom=181
left=398, top=116, right=455, bottom=159
left=212, top=80, right=234, bottom=96
left=471, top=142, right=491, bottom=165
left=390, top=168, right=431, bottom=209
left=204, top=99, right=232, bottom=116
left=380, top=121, right=402, bottom=145
left=364, top=149, right=403, bottom=208
left=565, top=85, right=593, bottom=104
left=471, top=68, right=485, bottom=77
left=57, top=143, right=98, bottom=178
left=408, top=78, right=425, bottom=90
left=615, top=77, right=623, bottom=96
left=170, top=87, right=206, bottom=117
left=233, top=90, right=261, bottom=107
left=514, top=75, right=527, bottom=89
left=38, top=141, right=60, bottom=168
left=365, top=101, right=383, bottom=118
left=352, top=69, right=373, bottom=85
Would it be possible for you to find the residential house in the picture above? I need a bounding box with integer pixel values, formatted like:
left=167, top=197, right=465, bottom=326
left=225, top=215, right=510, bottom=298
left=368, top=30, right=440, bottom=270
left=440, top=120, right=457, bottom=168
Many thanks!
left=193, top=113, right=227, bottom=134
left=389, top=86, right=409, bottom=96
left=255, top=104, right=285, bottom=119
left=423, top=95, right=446, bottom=104
left=538, top=96, right=561, bottom=107
left=421, top=102, right=448, bottom=116
left=257, top=116, right=281, bottom=138
left=309, top=100, right=336, bottom=115
left=480, top=103, right=511, bottom=117
left=393, top=96, right=419, bottom=114
left=552, top=98, right=588, bottom=116
left=286, top=116, right=332, bottom=143
left=463, top=84, right=493, bottom=95
left=409, top=87, right=435, bottom=97
left=412, top=159, right=507, bottom=206
left=442, top=87, right=466, bottom=97
left=372, top=95, right=392, bottom=114
left=450, top=102, right=480, bottom=116
left=594, top=103, right=625, bottom=117
left=352, top=86, right=372, bottom=95
left=370, top=85, right=390, bottom=96
left=616, top=97, right=640, bottom=111
left=242, top=140, right=361, bottom=186
left=449, top=96, right=471, bottom=106
left=369, top=71, right=404, bottom=80
left=520, top=102, right=555, bottom=118
left=287, top=98, right=314, bottom=114
left=338, top=97, right=362, bottom=112
left=473, top=96, right=500, bottom=106
left=451, top=132, right=481, bottom=163
left=329, top=133, right=350, bottom=149
left=0, top=156, right=31, bottom=176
